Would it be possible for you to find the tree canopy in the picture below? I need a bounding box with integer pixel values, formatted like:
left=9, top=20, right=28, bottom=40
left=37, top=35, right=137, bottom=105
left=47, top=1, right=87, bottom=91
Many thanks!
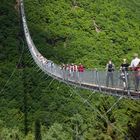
left=0, top=0, right=140, bottom=139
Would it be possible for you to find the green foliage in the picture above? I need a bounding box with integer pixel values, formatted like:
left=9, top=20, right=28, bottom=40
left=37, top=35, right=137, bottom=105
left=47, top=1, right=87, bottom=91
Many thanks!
left=43, top=123, right=71, bottom=140
left=35, top=119, right=42, bottom=140
left=0, top=121, right=24, bottom=140
left=25, top=0, right=140, bottom=68
left=1, top=0, right=140, bottom=139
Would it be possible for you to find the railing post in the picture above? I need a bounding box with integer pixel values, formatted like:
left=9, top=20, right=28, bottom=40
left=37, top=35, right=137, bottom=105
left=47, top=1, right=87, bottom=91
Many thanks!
left=92, top=69, right=96, bottom=84
left=79, top=72, right=82, bottom=86
left=125, top=71, right=130, bottom=96
left=96, top=70, right=101, bottom=92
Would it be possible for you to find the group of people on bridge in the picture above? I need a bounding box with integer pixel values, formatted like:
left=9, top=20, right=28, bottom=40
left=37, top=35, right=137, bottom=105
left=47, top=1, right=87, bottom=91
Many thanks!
left=105, top=53, right=140, bottom=91
left=61, top=63, right=85, bottom=81
left=59, top=53, right=140, bottom=91
left=33, top=46, right=140, bottom=92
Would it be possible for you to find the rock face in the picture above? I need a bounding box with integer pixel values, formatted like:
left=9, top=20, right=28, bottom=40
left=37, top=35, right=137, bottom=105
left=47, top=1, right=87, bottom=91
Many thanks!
left=93, top=19, right=101, bottom=33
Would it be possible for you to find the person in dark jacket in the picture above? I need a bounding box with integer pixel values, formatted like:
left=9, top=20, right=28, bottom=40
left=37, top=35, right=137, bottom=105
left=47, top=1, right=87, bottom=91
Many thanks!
left=105, top=60, right=115, bottom=87
left=120, top=59, right=129, bottom=89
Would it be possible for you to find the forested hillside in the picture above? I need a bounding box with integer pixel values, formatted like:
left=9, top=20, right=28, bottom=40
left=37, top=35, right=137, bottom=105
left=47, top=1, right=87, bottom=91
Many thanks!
left=24, top=0, right=140, bottom=67
left=0, top=0, right=140, bottom=139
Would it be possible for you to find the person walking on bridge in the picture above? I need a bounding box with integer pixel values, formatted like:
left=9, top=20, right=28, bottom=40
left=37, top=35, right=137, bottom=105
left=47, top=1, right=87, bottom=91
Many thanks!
left=120, top=59, right=129, bottom=90
left=134, top=62, right=140, bottom=91
left=106, top=60, right=115, bottom=87
left=129, top=53, right=140, bottom=69
left=129, top=53, right=140, bottom=91
left=78, top=63, right=84, bottom=83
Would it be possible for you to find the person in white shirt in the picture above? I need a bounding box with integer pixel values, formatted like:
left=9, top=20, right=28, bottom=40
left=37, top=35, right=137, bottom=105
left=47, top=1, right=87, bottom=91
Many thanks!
left=129, top=53, right=140, bottom=68
left=129, top=53, right=140, bottom=91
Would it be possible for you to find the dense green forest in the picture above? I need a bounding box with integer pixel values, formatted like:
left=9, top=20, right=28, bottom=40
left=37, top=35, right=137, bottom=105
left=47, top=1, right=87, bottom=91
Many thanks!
left=0, top=0, right=140, bottom=139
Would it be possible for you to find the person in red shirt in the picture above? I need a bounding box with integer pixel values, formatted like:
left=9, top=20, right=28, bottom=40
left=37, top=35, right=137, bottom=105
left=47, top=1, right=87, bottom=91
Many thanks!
left=78, top=63, right=85, bottom=82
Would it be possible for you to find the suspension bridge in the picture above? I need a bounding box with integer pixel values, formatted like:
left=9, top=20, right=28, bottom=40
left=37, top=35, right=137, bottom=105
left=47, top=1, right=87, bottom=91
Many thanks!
left=20, top=0, right=140, bottom=100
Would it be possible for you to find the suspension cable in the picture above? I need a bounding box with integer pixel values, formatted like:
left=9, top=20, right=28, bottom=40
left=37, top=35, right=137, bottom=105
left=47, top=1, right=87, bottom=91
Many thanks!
left=65, top=82, right=126, bottom=136
left=105, top=96, right=123, bottom=114
left=0, top=37, right=25, bottom=94
left=0, top=69, right=17, bottom=94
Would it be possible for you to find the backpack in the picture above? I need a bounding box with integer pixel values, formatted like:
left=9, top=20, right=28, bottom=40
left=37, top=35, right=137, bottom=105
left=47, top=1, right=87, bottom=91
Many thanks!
left=108, top=64, right=114, bottom=72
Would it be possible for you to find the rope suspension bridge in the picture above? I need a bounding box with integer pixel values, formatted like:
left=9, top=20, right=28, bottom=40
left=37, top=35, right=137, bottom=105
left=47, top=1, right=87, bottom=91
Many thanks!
left=0, top=0, right=138, bottom=138
left=20, top=0, right=140, bottom=100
